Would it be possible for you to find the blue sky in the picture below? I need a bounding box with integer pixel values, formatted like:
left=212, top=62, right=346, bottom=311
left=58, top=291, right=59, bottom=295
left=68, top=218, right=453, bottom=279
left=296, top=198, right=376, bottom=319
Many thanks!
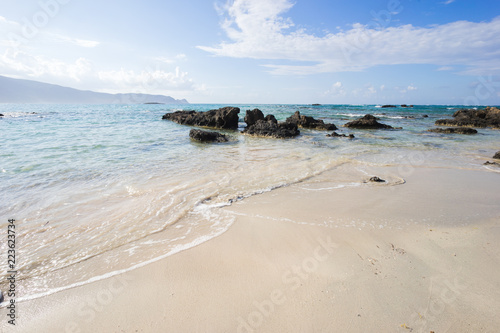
left=1, top=0, right=499, bottom=104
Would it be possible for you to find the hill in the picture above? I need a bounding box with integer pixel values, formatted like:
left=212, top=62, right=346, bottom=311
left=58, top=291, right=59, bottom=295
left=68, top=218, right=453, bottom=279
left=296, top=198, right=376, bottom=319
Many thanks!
left=0, top=76, right=188, bottom=104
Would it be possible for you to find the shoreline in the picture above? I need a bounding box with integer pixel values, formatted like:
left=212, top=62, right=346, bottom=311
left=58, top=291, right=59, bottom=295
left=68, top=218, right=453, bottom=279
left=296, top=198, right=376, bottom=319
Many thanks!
left=2, top=165, right=500, bottom=332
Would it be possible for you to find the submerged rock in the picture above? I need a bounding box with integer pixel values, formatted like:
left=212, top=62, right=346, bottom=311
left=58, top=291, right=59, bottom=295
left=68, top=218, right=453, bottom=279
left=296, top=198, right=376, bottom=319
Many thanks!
left=189, top=129, right=228, bottom=143
left=369, top=176, right=386, bottom=183
left=286, top=111, right=337, bottom=130
left=484, top=161, right=500, bottom=166
left=435, top=106, right=500, bottom=129
left=326, top=132, right=355, bottom=139
left=242, top=120, right=300, bottom=139
left=493, top=151, right=500, bottom=159
left=343, top=114, right=393, bottom=129
left=162, top=106, right=240, bottom=130
left=428, top=127, right=478, bottom=135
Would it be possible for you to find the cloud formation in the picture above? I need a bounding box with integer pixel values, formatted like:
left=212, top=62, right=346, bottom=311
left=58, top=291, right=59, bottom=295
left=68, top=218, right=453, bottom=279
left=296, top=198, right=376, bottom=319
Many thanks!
left=199, top=0, right=500, bottom=76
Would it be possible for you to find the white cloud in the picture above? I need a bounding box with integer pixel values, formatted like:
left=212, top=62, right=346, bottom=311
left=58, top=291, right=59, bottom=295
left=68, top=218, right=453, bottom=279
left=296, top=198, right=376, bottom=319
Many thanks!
left=407, top=85, right=418, bottom=91
left=437, top=66, right=454, bottom=71
left=97, top=66, right=195, bottom=92
left=442, top=0, right=455, bottom=4
left=199, top=0, right=500, bottom=76
left=325, top=81, right=346, bottom=96
left=0, top=48, right=92, bottom=81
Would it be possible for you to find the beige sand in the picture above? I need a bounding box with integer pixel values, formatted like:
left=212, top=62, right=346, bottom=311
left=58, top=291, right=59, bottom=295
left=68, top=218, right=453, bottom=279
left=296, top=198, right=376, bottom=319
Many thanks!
left=3, top=166, right=500, bottom=332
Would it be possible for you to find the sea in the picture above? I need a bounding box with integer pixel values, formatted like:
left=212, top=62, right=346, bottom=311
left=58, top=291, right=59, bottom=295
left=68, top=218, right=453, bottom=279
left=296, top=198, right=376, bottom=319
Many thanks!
left=1, top=103, right=499, bottom=303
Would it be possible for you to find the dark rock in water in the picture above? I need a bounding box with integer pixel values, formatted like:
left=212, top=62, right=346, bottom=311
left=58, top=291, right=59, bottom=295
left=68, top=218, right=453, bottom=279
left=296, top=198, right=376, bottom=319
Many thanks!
left=435, top=106, right=500, bottom=129
left=369, top=176, right=386, bottom=183
left=0, top=113, right=4, bottom=117
left=343, top=114, right=393, bottom=129
left=312, top=103, right=321, bottom=106
left=286, top=111, right=337, bottom=130
left=244, top=109, right=265, bottom=127
left=244, top=109, right=278, bottom=127
left=493, top=151, right=500, bottom=159
left=162, top=106, right=240, bottom=130
left=428, top=127, right=478, bottom=135
left=484, top=161, right=500, bottom=166
left=189, top=129, right=228, bottom=143
left=242, top=119, right=300, bottom=139
left=326, top=132, right=355, bottom=139
left=423, top=115, right=429, bottom=118
left=0, top=290, right=3, bottom=303
left=381, top=105, right=397, bottom=108
left=265, top=114, right=277, bottom=123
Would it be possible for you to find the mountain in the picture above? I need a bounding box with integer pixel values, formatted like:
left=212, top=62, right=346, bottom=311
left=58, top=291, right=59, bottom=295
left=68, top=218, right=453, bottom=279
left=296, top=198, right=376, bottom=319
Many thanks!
left=0, top=76, right=188, bottom=104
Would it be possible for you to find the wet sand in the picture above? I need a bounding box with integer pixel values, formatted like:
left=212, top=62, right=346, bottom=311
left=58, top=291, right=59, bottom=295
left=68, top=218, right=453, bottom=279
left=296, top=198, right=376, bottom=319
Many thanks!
left=3, top=166, right=500, bottom=332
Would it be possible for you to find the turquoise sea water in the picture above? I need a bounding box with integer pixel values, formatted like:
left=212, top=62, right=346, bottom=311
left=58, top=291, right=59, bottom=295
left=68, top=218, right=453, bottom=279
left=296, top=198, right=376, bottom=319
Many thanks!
left=0, top=103, right=499, bottom=302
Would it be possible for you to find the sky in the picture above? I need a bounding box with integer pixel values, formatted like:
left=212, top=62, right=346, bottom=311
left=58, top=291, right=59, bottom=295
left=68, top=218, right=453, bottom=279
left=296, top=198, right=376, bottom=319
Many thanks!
left=0, top=0, right=499, bottom=104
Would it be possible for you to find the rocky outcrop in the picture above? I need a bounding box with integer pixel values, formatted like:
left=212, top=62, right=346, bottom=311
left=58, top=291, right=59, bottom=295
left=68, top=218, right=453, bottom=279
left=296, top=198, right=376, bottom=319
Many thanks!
left=326, top=132, right=355, bottom=139
left=189, top=129, right=228, bottom=143
left=428, top=127, right=478, bottom=135
left=0, top=114, right=4, bottom=117
left=242, top=120, right=300, bottom=139
left=286, top=111, right=337, bottom=130
left=381, top=105, right=397, bottom=108
left=162, top=107, right=240, bottom=129
left=494, top=151, right=500, bottom=159
left=343, top=114, right=393, bottom=129
left=244, top=109, right=278, bottom=127
left=401, top=104, right=414, bottom=108
left=435, top=106, right=500, bottom=129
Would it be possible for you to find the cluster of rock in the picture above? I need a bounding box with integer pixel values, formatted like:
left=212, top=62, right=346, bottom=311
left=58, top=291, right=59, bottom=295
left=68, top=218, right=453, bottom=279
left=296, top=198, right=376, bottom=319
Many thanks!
left=494, top=151, right=500, bottom=159
left=189, top=129, right=228, bottom=143
left=162, top=106, right=240, bottom=130
left=435, top=107, right=500, bottom=129
left=285, top=111, right=337, bottom=130
left=428, top=127, right=478, bottom=135
left=343, top=114, right=394, bottom=129
left=381, top=105, right=414, bottom=108
left=241, top=109, right=300, bottom=138
left=327, top=132, right=355, bottom=139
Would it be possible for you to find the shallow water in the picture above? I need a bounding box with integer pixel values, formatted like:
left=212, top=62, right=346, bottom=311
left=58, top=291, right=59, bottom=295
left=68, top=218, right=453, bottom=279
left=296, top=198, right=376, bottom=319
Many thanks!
left=0, top=103, right=498, bottom=302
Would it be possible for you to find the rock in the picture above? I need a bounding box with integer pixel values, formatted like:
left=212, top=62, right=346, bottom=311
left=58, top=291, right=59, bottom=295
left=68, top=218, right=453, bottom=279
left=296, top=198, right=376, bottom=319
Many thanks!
left=242, top=119, right=300, bottom=139
left=343, top=114, right=394, bottom=129
left=381, top=105, right=397, bottom=108
left=326, top=132, right=355, bottom=139
left=286, top=111, right=337, bottom=130
left=428, top=127, right=478, bottom=135
left=484, top=161, right=500, bottom=166
left=244, top=109, right=278, bottom=127
left=244, top=109, right=265, bottom=127
left=312, top=103, right=321, bottom=106
left=369, top=176, right=386, bottom=183
left=0, top=290, right=3, bottom=303
left=189, top=129, right=228, bottom=143
left=0, top=114, right=4, bottom=117
left=422, top=115, right=429, bottom=118
left=494, top=151, right=500, bottom=159
left=162, top=106, right=240, bottom=130
left=435, top=106, right=500, bottom=129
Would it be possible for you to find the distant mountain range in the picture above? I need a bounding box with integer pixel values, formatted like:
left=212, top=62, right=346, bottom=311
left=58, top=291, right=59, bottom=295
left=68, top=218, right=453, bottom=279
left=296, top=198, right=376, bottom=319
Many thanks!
left=0, top=76, right=188, bottom=104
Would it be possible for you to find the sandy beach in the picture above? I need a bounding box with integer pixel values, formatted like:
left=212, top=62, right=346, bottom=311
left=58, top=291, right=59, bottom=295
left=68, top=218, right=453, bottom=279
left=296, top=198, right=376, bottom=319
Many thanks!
left=3, top=164, right=499, bottom=333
